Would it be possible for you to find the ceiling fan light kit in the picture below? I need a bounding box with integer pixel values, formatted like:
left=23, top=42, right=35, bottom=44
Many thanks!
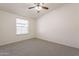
left=35, top=6, right=42, bottom=11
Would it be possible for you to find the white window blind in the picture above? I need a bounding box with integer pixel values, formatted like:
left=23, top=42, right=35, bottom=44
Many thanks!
left=16, top=18, right=29, bottom=35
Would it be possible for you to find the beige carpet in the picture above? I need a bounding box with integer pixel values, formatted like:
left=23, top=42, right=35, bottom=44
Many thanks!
left=0, top=38, right=79, bottom=56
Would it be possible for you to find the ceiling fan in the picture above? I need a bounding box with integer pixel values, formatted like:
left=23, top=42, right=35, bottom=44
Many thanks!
left=28, top=3, right=49, bottom=13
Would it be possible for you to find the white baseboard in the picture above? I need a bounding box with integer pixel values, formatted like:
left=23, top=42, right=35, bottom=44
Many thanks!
left=0, top=36, right=35, bottom=46
left=37, top=35, right=79, bottom=49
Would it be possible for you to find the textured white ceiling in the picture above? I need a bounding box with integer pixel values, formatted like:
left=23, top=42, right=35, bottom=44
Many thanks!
left=0, top=3, right=65, bottom=19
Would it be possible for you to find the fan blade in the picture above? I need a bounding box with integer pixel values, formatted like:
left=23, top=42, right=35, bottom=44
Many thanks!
left=28, top=7, right=35, bottom=9
left=42, top=6, right=49, bottom=10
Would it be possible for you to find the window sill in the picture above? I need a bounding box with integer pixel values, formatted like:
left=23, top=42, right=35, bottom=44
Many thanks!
left=16, top=33, right=29, bottom=36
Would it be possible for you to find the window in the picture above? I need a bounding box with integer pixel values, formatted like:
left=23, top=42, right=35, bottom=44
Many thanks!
left=16, top=18, right=29, bottom=35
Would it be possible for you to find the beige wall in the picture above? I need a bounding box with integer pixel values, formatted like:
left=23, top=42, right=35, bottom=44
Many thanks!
left=37, top=4, right=79, bottom=48
left=0, top=10, right=36, bottom=46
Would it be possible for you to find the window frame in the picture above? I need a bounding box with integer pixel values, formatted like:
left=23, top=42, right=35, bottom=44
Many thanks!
left=16, top=18, right=29, bottom=35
